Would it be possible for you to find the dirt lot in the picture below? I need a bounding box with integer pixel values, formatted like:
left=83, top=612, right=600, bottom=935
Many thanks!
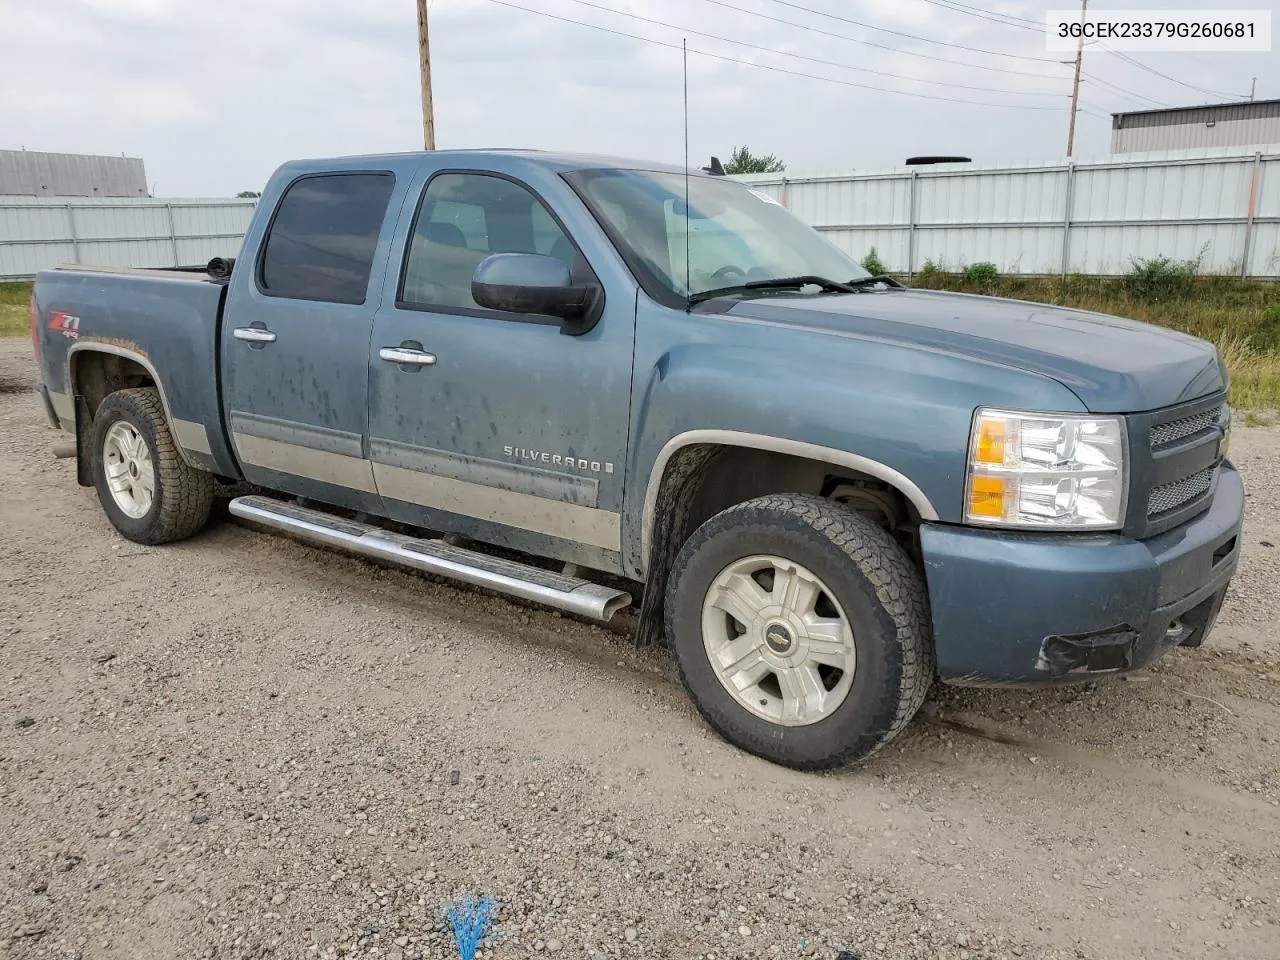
left=1, top=338, right=1277, bottom=960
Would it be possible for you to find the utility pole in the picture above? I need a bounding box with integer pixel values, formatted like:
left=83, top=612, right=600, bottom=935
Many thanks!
left=417, top=0, right=436, bottom=150
left=1066, top=0, right=1088, bottom=158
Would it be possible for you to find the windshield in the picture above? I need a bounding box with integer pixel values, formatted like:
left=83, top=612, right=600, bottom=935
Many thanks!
left=565, top=169, right=870, bottom=303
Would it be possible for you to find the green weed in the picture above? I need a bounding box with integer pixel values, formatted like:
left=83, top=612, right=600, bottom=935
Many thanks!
left=960, top=262, right=999, bottom=289
left=860, top=247, right=887, bottom=276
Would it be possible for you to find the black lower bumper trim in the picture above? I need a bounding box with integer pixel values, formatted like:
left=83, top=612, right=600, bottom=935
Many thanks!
left=1037, top=626, right=1141, bottom=677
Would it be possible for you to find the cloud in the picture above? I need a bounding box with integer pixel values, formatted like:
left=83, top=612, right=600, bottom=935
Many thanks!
left=0, top=0, right=1271, bottom=195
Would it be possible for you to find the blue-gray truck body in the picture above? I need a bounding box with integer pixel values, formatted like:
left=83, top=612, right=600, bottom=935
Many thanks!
left=32, top=149, right=1243, bottom=688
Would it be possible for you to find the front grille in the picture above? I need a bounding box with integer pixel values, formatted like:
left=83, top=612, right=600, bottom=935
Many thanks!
left=1150, top=405, right=1222, bottom=449
left=1148, top=465, right=1215, bottom=517
left=1127, top=391, right=1227, bottom=539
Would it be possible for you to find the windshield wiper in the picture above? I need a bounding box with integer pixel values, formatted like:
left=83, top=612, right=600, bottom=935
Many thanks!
left=744, top=275, right=861, bottom=293
left=688, top=275, right=858, bottom=305
left=845, top=274, right=904, bottom=289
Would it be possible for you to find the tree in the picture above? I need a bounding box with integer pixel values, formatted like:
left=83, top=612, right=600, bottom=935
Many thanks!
left=236, top=190, right=262, bottom=199
left=723, top=146, right=785, bottom=175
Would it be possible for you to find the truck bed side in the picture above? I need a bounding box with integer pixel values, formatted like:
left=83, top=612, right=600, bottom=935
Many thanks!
left=33, top=266, right=239, bottom=477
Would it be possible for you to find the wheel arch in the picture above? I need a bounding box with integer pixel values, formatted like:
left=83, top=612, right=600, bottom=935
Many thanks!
left=630, top=431, right=939, bottom=648
left=641, top=430, right=940, bottom=572
left=69, top=343, right=158, bottom=412
left=67, top=343, right=202, bottom=467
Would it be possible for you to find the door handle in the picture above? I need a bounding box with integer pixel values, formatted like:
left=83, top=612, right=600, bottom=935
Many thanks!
left=379, top=347, right=436, bottom=366
left=233, top=327, right=277, bottom=343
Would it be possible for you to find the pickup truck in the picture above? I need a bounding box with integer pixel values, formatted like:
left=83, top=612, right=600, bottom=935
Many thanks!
left=30, top=149, right=1243, bottom=770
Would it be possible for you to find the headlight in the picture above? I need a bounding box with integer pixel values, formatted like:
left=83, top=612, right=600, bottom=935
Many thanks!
left=965, top=408, right=1127, bottom=529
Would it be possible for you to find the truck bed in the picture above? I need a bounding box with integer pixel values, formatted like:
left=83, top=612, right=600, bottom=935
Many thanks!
left=34, top=264, right=235, bottom=476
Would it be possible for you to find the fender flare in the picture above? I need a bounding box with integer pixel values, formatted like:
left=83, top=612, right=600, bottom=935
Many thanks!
left=66, top=342, right=210, bottom=466
left=640, top=429, right=940, bottom=569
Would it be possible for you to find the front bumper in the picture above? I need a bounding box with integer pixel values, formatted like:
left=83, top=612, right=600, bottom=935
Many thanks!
left=920, top=462, right=1243, bottom=684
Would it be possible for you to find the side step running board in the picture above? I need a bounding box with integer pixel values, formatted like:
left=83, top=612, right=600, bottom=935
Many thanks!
left=228, top=495, right=632, bottom=622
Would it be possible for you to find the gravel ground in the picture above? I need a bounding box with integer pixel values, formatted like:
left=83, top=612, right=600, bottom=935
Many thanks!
left=1, top=338, right=1277, bottom=960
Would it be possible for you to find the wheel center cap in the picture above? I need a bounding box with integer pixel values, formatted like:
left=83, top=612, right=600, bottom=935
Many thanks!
left=128, top=462, right=139, bottom=479
left=764, top=622, right=795, bottom=655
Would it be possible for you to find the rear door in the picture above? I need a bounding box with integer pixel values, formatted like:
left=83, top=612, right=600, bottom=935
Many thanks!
left=367, top=162, right=638, bottom=572
left=221, top=169, right=400, bottom=511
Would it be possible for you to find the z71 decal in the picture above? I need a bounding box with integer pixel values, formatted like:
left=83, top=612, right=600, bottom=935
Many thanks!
left=48, top=311, right=81, bottom=339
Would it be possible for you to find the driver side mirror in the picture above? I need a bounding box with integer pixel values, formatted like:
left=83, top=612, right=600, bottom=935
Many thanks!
left=471, top=253, right=604, bottom=335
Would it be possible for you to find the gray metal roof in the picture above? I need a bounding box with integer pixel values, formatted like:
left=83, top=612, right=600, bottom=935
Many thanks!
left=0, top=149, right=148, bottom=197
left=1112, top=99, right=1280, bottom=130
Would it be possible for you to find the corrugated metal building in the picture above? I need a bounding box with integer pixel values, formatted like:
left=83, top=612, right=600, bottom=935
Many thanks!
left=0, top=149, right=148, bottom=198
left=1111, top=100, right=1280, bottom=154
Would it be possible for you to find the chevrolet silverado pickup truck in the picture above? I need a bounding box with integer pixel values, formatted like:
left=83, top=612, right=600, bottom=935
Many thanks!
left=30, top=149, right=1243, bottom=769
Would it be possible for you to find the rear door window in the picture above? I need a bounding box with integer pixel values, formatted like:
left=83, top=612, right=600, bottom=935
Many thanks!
left=259, top=172, right=396, bottom=305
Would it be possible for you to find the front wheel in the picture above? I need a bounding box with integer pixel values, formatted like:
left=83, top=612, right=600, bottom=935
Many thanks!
left=665, top=494, right=933, bottom=770
left=90, top=387, right=215, bottom=545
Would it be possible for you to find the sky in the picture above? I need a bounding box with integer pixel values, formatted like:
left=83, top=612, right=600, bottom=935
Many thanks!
left=1, top=0, right=1276, bottom=196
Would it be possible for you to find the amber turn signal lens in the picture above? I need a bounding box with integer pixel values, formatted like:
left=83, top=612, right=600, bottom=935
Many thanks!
left=967, top=475, right=1008, bottom=518
left=973, top=418, right=1007, bottom=465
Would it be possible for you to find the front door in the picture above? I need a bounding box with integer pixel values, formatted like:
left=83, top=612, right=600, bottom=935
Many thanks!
left=221, top=170, right=399, bottom=511
left=367, top=167, right=636, bottom=572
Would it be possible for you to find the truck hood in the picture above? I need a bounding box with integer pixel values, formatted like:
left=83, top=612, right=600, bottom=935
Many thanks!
left=725, top=288, right=1223, bottom=413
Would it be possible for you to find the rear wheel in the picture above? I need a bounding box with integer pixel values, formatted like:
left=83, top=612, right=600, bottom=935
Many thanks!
left=90, top=388, right=215, bottom=544
left=665, top=493, right=932, bottom=770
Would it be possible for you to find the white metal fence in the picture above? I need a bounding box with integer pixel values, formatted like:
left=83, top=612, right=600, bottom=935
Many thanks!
left=740, top=147, right=1280, bottom=279
left=0, top=197, right=256, bottom=280
left=3, top=148, right=1279, bottom=281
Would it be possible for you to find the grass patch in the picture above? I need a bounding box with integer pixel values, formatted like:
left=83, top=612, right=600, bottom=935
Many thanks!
left=1218, top=339, right=1280, bottom=414
left=908, top=271, right=1280, bottom=410
left=1123, top=253, right=1201, bottom=303
left=0, top=281, right=32, bottom=338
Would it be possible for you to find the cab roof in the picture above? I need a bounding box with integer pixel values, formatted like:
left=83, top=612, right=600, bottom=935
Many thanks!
left=283, top=148, right=691, bottom=175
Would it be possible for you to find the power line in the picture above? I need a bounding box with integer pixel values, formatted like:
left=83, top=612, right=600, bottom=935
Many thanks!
left=916, top=0, right=1042, bottom=31
left=479, top=0, right=1067, bottom=109
left=757, top=0, right=1063, bottom=62
left=697, top=0, right=1061, bottom=78
left=1100, top=46, right=1246, bottom=101
left=560, top=0, right=1063, bottom=97
left=941, top=0, right=1043, bottom=27
left=1082, top=72, right=1170, bottom=108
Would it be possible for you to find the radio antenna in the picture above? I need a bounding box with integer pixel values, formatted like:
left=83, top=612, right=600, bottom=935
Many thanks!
left=683, top=37, right=691, bottom=310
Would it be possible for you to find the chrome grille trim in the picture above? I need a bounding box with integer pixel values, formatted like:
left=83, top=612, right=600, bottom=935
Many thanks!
left=1150, top=405, right=1222, bottom=449
left=1148, top=466, right=1215, bottom=517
